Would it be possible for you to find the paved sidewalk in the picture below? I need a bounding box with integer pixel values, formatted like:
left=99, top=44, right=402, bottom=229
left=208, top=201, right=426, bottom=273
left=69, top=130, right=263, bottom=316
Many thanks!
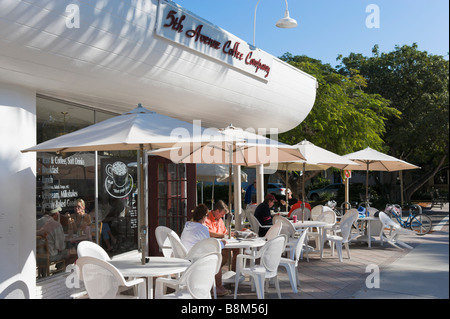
left=225, top=204, right=449, bottom=299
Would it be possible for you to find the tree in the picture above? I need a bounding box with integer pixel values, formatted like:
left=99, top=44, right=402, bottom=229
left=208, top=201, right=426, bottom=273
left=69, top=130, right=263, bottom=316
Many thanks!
left=277, top=54, right=398, bottom=198
left=338, top=44, right=449, bottom=202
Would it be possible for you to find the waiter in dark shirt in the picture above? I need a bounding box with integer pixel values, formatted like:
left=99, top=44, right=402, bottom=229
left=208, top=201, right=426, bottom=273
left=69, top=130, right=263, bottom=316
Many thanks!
left=254, top=194, right=277, bottom=237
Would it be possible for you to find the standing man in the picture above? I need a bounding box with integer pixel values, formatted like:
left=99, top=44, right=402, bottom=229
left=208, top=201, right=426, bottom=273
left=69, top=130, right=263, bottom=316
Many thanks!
left=254, top=194, right=277, bottom=236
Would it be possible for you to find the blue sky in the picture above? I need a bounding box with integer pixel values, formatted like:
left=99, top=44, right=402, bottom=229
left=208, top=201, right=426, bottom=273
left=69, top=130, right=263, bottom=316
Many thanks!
left=173, top=0, right=449, bottom=67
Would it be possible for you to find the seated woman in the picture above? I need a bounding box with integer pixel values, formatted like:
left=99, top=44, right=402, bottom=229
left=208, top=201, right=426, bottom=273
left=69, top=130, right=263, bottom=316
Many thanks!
left=181, top=204, right=212, bottom=251
left=181, top=203, right=229, bottom=297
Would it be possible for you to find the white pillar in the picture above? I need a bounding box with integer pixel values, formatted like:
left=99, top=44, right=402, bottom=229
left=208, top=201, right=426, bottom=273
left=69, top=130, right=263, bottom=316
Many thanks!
left=0, top=83, right=36, bottom=298
left=233, top=165, right=242, bottom=230
left=256, top=164, right=264, bottom=204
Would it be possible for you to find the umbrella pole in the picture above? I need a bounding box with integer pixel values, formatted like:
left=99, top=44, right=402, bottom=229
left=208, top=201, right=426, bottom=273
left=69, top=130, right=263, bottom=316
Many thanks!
left=139, top=144, right=147, bottom=265
left=302, top=162, right=306, bottom=222
left=285, top=164, right=289, bottom=212
left=366, top=162, right=369, bottom=209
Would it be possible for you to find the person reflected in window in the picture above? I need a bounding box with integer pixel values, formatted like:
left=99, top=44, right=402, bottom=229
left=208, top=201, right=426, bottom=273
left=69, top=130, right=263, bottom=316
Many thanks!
left=37, top=206, right=69, bottom=264
left=68, top=199, right=92, bottom=240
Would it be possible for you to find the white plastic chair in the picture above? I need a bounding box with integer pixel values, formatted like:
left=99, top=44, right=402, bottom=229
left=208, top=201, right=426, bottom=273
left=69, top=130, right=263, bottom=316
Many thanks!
left=273, top=215, right=297, bottom=238
left=247, top=213, right=271, bottom=236
left=279, top=228, right=309, bottom=293
left=378, top=212, right=413, bottom=250
left=309, top=208, right=337, bottom=250
left=185, top=238, right=222, bottom=299
left=77, top=240, right=111, bottom=261
left=167, top=232, right=188, bottom=259
left=155, top=226, right=178, bottom=257
left=155, top=252, right=221, bottom=299
left=234, top=236, right=286, bottom=299
left=76, top=256, right=146, bottom=299
left=310, top=205, right=323, bottom=221
left=264, top=222, right=282, bottom=241
left=291, top=207, right=311, bottom=221
left=272, top=215, right=299, bottom=252
left=322, top=210, right=358, bottom=262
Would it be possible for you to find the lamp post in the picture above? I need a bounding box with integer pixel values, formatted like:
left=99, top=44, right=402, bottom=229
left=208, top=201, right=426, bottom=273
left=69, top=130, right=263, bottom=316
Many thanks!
left=253, top=0, right=298, bottom=46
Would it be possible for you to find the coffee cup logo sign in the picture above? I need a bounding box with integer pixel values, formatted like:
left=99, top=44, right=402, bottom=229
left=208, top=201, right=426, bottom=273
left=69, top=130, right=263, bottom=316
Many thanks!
left=156, top=0, right=273, bottom=81
left=105, top=161, right=133, bottom=199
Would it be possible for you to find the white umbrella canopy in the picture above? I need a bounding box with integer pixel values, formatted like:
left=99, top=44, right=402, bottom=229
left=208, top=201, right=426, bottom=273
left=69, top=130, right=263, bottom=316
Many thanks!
left=22, top=104, right=227, bottom=153
left=342, top=147, right=420, bottom=207
left=275, top=140, right=358, bottom=171
left=342, top=147, right=420, bottom=172
left=22, top=104, right=231, bottom=264
left=151, top=124, right=306, bottom=166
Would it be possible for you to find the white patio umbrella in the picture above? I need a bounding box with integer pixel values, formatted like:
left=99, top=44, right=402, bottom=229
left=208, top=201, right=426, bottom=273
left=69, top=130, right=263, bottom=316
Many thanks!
left=273, top=140, right=358, bottom=220
left=22, top=104, right=230, bottom=264
left=342, top=147, right=420, bottom=207
left=150, top=125, right=306, bottom=229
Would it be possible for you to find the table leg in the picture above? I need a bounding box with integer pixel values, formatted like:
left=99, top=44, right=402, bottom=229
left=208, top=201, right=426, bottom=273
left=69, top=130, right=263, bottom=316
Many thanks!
left=319, top=227, right=324, bottom=259
left=147, top=276, right=153, bottom=299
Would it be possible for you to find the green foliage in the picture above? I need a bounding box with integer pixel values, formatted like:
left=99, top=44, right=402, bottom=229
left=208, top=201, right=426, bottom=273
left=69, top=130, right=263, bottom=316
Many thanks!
left=279, top=44, right=449, bottom=203
left=278, top=54, right=398, bottom=155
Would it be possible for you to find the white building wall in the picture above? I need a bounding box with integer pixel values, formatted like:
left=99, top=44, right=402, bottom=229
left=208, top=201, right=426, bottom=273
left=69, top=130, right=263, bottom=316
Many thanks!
left=0, top=83, right=37, bottom=298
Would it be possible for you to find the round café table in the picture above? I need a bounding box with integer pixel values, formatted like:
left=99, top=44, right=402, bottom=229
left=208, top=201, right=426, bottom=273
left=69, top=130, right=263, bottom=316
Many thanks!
left=109, top=255, right=191, bottom=298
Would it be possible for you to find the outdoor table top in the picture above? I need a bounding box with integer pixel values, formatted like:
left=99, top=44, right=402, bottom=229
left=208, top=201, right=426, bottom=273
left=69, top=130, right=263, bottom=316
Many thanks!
left=110, top=255, right=191, bottom=278
left=224, top=237, right=266, bottom=249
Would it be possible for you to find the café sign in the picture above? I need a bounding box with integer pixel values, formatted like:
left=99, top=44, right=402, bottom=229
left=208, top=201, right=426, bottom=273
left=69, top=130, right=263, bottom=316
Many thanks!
left=156, top=0, right=273, bottom=81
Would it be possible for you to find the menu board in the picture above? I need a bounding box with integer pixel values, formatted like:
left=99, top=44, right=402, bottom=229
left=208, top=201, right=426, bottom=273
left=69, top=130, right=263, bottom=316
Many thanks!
left=37, top=153, right=94, bottom=213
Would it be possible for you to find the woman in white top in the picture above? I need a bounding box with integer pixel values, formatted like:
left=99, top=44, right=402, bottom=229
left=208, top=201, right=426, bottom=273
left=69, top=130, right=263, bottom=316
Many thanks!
left=180, top=204, right=211, bottom=251
left=181, top=204, right=210, bottom=251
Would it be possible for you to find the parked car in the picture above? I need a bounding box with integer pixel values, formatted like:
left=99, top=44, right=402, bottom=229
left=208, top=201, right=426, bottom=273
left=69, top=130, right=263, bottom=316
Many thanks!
left=250, top=182, right=286, bottom=197
left=307, top=183, right=343, bottom=201
left=267, top=183, right=286, bottom=196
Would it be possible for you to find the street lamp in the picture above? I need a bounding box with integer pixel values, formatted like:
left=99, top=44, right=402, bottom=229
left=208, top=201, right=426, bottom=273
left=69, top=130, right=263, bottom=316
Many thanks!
left=253, top=0, right=298, bottom=46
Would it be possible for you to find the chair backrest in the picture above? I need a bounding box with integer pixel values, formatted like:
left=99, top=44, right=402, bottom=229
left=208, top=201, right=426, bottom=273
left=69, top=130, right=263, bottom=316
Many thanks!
left=264, top=222, right=282, bottom=241
left=291, top=208, right=311, bottom=221
left=167, top=232, right=188, bottom=259
left=379, top=211, right=400, bottom=230
left=155, top=226, right=177, bottom=257
left=247, top=213, right=261, bottom=234
left=311, top=205, right=323, bottom=221
left=339, top=210, right=359, bottom=241
left=179, top=253, right=221, bottom=299
left=259, top=236, right=285, bottom=275
left=316, top=209, right=337, bottom=225
left=77, top=256, right=126, bottom=299
left=185, top=238, right=222, bottom=265
left=77, top=240, right=111, bottom=261
left=273, top=215, right=296, bottom=237
left=341, top=208, right=359, bottom=222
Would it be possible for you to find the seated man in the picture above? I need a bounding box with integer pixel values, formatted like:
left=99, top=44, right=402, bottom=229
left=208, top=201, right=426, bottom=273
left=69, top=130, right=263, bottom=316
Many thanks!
left=204, top=200, right=236, bottom=297
left=288, top=197, right=312, bottom=218
left=254, top=194, right=277, bottom=237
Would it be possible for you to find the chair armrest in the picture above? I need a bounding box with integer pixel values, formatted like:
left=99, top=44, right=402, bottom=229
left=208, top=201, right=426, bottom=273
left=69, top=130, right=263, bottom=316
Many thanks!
left=124, top=278, right=145, bottom=288
left=155, top=277, right=180, bottom=298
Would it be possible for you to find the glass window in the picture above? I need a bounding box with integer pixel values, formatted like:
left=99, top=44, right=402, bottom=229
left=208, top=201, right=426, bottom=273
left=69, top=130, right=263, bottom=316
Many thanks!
left=36, top=96, right=138, bottom=280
